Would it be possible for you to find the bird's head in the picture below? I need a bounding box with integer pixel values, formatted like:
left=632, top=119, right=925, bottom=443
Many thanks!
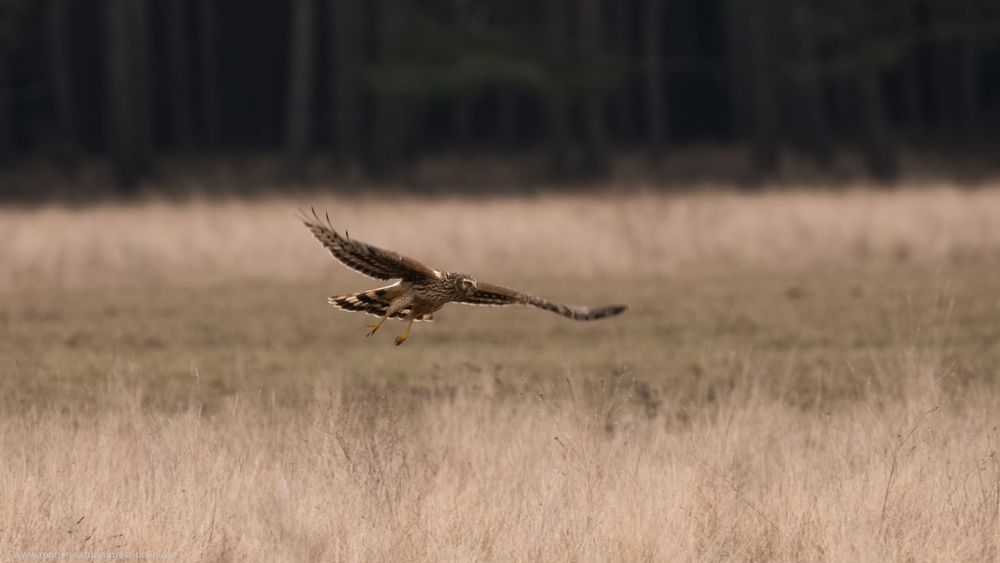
left=453, top=274, right=478, bottom=296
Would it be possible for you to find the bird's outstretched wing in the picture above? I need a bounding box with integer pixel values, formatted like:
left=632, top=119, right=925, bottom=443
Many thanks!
left=302, top=208, right=438, bottom=281
left=457, top=281, right=627, bottom=321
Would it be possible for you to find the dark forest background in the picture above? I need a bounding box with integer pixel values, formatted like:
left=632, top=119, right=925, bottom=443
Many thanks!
left=1, top=0, right=999, bottom=197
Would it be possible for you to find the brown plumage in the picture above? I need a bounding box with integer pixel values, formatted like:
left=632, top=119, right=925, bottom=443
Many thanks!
left=302, top=208, right=627, bottom=345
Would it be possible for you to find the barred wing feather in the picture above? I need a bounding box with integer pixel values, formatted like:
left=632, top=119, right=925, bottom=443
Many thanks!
left=301, top=208, right=438, bottom=282
left=458, top=282, right=627, bottom=321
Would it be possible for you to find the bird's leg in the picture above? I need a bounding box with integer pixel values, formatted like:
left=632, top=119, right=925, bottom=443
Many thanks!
left=367, top=315, right=388, bottom=337
left=394, top=313, right=416, bottom=346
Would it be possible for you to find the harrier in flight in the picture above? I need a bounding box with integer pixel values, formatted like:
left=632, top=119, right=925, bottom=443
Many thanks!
left=302, top=209, right=627, bottom=345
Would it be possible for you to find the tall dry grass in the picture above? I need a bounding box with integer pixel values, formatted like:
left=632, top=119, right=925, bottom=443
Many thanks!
left=3, top=365, right=997, bottom=562
left=4, top=186, right=1000, bottom=561
left=1, top=184, right=999, bottom=288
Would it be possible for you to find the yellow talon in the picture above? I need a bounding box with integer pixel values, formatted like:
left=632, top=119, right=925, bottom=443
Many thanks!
left=367, top=317, right=386, bottom=337
left=394, top=316, right=415, bottom=346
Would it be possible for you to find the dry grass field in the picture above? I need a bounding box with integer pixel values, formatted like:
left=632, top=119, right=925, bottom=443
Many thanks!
left=2, top=184, right=1000, bottom=561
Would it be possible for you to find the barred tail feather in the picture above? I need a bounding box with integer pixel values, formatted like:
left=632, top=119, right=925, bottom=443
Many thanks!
left=327, top=292, right=385, bottom=316
left=526, top=298, right=627, bottom=321
left=327, top=289, right=433, bottom=322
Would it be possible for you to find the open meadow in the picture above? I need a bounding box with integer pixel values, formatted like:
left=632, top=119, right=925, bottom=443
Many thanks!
left=2, top=185, right=1000, bottom=561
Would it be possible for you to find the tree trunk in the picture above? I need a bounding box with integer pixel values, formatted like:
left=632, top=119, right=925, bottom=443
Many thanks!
left=725, top=0, right=751, bottom=141
left=495, top=92, right=517, bottom=149
left=797, top=80, right=832, bottom=168
left=544, top=94, right=571, bottom=176
left=544, top=0, right=571, bottom=175
left=105, top=0, right=133, bottom=186
left=105, top=0, right=152, bottom=192
left=831, top=79, right=855, bottom=142
left=931, top=35, right=958, bottom=144
left=0, top=47, right=13, bottom=165
left=746, top=0, right=779, bottom=177
left=900, top=0, right=924, bottom=139
left=132, top=0, right=152, bottom=168
left=47, top=0, right=76, bottom=168
left=450, top=0, right=474, bottom=150
left=454, top=99, right=472, bottom=146
left=579, top=0, right=608, bottom=176
left=198, top=0, right=221, bottom=147
left=957, top=46, right=981, bottom=143
left=858, top=75, right=898, bottom=181
left=643, top=0, right=666, bottom=149
left=368, top=0, right=410, bottom=178
left=611, top=0, right=634, bottom=143
left=329, top=0, right=365, bottom=165
left=165, top=0, right=194, bottom=150
left=285, top=0, right=315, bottom=166
left=958, top=1, right=982, bottom=143
left=790, top=18, right=831, bottom=167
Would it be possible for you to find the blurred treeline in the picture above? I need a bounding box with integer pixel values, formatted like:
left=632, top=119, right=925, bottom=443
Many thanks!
left=0, top=0, right=999, bottom=193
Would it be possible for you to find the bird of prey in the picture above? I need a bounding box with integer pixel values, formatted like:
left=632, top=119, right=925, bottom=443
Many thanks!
left=302, top=209, right=627, bottom=345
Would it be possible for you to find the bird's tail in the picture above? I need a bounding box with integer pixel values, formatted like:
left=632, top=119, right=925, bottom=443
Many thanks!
left=327, top=284, right=433, bottom=322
